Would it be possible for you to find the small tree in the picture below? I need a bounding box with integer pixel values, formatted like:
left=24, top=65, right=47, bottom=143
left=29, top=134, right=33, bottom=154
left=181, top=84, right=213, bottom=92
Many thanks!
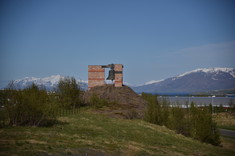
left=167, top=105, right=189, bottom=135
left=160, top=98, right=170, bottom=126
left=143, top=93, right=158, bottom=124
left=189, top=103, right=220, bottom=145
left=142, top=93, right=169, bottom=125
left=57, top=77, right=81, bottom=112
left=143, top=94, right=221, bottom=146
left=4, top=83, right=57, bottom=126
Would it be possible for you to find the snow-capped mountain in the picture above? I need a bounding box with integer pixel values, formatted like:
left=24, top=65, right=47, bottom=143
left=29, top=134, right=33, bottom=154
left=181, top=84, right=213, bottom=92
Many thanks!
left=140, top=80, right=164, bottom=86
left=2, top=67, right=235, bottom=93
left=173, top=68, right=235, bottom=80
left=5, top=75, right=88, bottom=91
left=132, top=68, right=235, bottom=94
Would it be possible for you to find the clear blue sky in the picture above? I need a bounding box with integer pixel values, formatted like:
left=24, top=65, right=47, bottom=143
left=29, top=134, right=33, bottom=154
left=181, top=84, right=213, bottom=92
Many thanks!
left=1, top=0, right=235, bottom=86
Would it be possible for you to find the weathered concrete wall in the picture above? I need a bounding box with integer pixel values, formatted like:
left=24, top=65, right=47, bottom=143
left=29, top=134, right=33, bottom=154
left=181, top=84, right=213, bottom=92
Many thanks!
left=88, top=65, right=105, bottom=89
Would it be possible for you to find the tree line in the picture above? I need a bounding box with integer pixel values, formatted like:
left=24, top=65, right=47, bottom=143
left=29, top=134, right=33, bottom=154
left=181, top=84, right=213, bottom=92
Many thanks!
left=142, top=93, right=221, bottom=146
left=0, top=77, right=81, bottom=127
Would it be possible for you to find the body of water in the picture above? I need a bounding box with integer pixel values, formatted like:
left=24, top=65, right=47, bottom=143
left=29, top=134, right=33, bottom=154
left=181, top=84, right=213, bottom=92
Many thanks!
left=158, top=96, right=235, bottom=107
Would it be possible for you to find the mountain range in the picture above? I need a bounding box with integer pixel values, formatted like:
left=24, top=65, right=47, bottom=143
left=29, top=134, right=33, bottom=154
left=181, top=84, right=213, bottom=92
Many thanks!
left=132, top=68, right=235, bottom=94
left=2, top=67, right=235, bottom=94
left=4, top=75, right=88, bottom=91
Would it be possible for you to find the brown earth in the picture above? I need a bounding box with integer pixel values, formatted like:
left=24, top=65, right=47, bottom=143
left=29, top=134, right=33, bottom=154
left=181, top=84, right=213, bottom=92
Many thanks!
left=83, top=85, right=147, bottom=119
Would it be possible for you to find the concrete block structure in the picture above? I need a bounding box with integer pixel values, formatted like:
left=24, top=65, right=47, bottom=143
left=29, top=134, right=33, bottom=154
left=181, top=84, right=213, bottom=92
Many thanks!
left=88, top=64, right=123, bottom=89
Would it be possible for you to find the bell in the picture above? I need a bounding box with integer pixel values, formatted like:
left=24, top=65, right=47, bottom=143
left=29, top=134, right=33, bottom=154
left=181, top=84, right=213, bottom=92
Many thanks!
left=106, top=69, right=115, bottom=81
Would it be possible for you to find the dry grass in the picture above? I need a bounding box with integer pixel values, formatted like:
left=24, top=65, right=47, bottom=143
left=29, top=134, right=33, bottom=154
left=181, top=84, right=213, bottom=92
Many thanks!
left=221, top=138, right=235, bottom=153
left=214, top=112, right=235, bottom=130
left=0, top=111, right=235, bottom=156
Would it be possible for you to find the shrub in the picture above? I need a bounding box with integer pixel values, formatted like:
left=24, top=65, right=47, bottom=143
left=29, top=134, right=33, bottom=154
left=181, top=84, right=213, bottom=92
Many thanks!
left=126, top=109, right=139, bottom=119
left=143, top=93, right=159, bottom=124
left=89, top=94, right=109, bottom=108
left=57, top=77, right=81, bottom=111
left=167, top=106, right=189, bottom=136
left=4, top=84, right=57, bottom=126
left=143, top=93, right=169, bottom=125
left=189, top=103, right=220, bottom=145
left=143, top=93, right=221, bottom=146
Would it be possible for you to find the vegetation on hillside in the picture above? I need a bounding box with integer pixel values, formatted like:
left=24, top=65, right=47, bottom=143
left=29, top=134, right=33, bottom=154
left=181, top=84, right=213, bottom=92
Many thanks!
left=57, top=77, right=82, bottom=111
left=0, top=77, right=81, bottom=127
left=214, top=112, right=235, bottom=131
left=1, top=79, right=235, bottom=155
left=0, top=84, right=57, bottom=126
left=0, top=111, right=234, bottom=156
left=142, top=93, right=221, bottom=145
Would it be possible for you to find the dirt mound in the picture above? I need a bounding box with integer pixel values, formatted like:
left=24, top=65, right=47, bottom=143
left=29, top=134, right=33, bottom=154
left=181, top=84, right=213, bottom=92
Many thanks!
left=83, top=85, right=146, bottom=105
left=83, top=85, right=147, bottom=118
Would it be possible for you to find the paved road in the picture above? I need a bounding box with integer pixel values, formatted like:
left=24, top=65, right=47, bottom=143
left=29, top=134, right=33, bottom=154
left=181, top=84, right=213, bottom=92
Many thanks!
left=219, top=129, right=235, bottom=139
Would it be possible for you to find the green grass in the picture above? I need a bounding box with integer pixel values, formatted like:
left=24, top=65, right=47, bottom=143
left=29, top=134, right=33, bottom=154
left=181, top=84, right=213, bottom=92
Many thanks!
left=0, top=110, right=235, bottom=156
left=220, top=137, right=235, bottom=153
left=218, top=125, right=235, bottom=131
left=221, top=135, right=235, bottom=140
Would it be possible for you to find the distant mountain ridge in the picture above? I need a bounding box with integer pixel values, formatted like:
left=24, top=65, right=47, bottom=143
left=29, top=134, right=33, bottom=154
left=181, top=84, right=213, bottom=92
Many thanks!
left=6, top=75, right=88, bottom=91
left=132, top=67, right=235, bottom=94
left=2, top=67, right=235, bottom=93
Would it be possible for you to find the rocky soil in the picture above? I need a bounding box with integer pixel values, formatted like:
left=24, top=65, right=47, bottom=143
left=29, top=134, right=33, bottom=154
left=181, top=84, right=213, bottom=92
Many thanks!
left=83, top=85, right=147, bottom=119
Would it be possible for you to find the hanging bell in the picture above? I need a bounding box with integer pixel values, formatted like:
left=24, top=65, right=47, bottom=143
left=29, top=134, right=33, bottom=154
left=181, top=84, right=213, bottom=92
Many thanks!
left=106, top=69, right=115, bottom=81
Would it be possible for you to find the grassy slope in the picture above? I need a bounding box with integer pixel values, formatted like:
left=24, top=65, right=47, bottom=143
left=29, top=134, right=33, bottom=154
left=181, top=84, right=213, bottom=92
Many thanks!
left=0, top=111, right=235, bottom=156
left=214, top=112, right=235, bottom=131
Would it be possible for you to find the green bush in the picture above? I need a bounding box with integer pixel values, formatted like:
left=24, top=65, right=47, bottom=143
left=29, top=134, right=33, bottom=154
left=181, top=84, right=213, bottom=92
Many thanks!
left=57, top=77, right=81, bottom=111
left=4, top=84, right=57, bottom=126
left=143, top=93, right=167, bottom=125
left=126, top=109, right=139, bottom=119
left=1, top=77, right=83, bottom=127
left=189, top=103, right=220, bottom=145
left=89, top=94, right=109, bottom=108
left=167, top=106, right=190, bottom=136
left=142, top=93, right=221, bottom=146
